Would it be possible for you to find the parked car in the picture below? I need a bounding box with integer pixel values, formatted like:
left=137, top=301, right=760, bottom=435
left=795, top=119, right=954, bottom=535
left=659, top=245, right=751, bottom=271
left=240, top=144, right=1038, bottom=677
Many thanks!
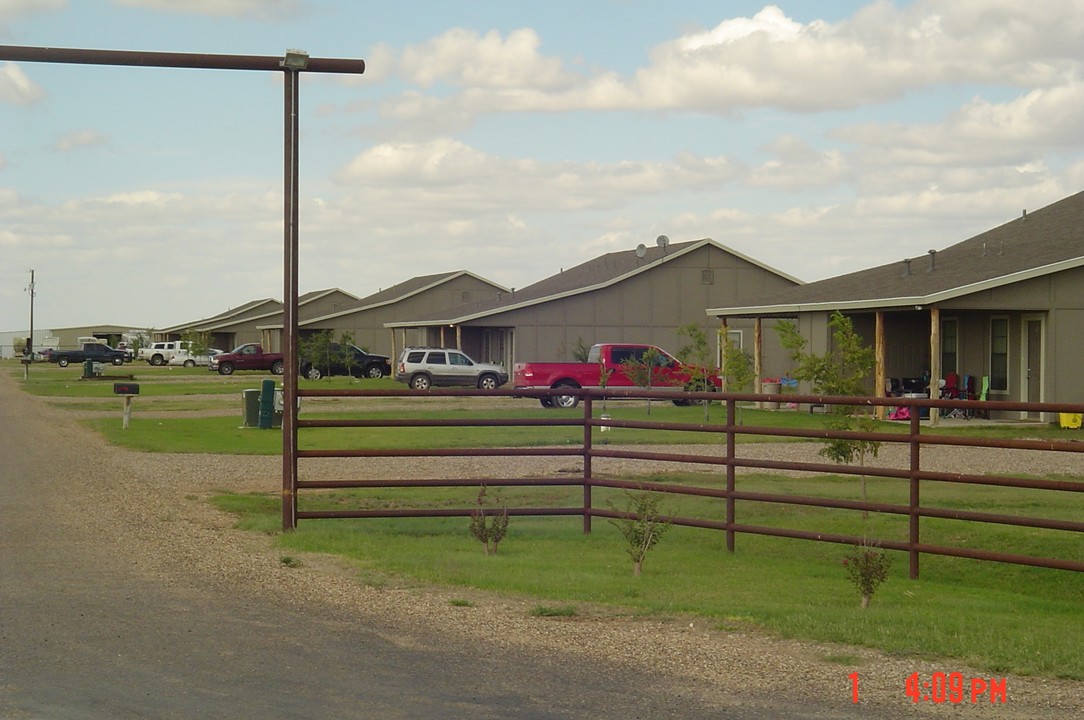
left=300, top=343, right=391, bottom=380
left=395, top=347, right=508, bottom=390
left=168, top=348, right=222, bottom=368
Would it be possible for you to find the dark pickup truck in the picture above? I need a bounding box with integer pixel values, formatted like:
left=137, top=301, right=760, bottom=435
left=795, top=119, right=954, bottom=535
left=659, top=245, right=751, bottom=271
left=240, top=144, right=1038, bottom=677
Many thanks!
left=49, top=343, right=128, bottom=367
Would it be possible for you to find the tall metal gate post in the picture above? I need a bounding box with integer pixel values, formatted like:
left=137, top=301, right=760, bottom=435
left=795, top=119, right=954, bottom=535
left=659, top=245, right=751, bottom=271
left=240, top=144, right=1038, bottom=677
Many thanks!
left=726, top=398, right=736, bottom=552
left=582, top=394, right=593, bottom=533
left=908, top=409, right=922, bottom=578
left=281, top=61, right=301, bottom=531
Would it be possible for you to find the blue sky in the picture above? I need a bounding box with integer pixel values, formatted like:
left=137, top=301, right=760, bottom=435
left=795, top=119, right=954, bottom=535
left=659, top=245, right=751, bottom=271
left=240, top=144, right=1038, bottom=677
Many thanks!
left=2, top=0, right=1083, bottom=332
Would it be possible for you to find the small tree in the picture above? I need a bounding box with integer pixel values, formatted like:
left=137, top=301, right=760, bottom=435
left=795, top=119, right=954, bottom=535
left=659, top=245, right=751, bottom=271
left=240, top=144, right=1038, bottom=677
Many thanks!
left=777, top=310, right=881, bottom=510
left=676, top=323, right=717, bottom=420
left=843, top=538, right=893, bottom=609
left=620, top=347, right=670, bottom=415
left=179, top=328, right=208, bottom=357
left=721, top=334, right=756, bottom=424
left=337, top=331, right=357, bottom=380
left=299, top=330, right=335, bottom=379
left=571, top=336, right=591, bottom=363
left=608, top=489, right=670, bottom=576
left=597, top=358, right=613, bottom=413
left=469, top=485, right=509, bottom=555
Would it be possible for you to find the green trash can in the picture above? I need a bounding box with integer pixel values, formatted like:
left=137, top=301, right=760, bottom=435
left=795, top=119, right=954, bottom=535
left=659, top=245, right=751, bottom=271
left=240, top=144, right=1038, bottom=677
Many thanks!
left=242, top=389, right=261, bottom=427
left=258, top=378, right=276, bottom=429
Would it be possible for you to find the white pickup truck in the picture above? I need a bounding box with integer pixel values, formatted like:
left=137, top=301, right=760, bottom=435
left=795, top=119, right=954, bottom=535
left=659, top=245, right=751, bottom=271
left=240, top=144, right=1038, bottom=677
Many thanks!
left=138, top=341, right=187, bottom=366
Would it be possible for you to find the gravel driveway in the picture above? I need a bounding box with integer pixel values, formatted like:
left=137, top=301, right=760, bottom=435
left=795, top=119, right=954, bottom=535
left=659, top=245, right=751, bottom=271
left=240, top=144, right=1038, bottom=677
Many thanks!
left=2, top=373, right=1081, bottom=718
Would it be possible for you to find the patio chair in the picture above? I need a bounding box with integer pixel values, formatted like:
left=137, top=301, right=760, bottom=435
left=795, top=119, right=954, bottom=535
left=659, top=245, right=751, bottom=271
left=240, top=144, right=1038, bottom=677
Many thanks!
left=942, top=373, right=967, bottom=419
left=972, top=375, right=990, bottom=419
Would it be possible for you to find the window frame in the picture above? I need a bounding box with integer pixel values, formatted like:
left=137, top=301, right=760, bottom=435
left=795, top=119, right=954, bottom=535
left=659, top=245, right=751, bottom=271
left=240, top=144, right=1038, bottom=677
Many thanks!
left=989, top=316, right=1009, bottom=393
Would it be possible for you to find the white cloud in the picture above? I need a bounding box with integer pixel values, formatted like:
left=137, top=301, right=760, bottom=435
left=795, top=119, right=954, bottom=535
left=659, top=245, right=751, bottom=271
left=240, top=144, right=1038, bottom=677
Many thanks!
left=0, top=0, right=65, bottom=25
left=374, top=2, right=1084, bottom=124
left=399, top=28, right=576, bottom=90
left=832, top=79, right=1084, bottom=179
left=110, top=0, right=307, bottom=20
left=333, top=137, right=741, bottom=216
left=0, top=62, right=45, bottom=105
left=54, top=129, right=109, bottom=152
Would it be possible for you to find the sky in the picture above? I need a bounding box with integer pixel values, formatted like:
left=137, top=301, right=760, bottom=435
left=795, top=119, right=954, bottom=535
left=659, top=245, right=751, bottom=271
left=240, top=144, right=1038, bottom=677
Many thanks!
left=2, top=0, right=1084, bottom=333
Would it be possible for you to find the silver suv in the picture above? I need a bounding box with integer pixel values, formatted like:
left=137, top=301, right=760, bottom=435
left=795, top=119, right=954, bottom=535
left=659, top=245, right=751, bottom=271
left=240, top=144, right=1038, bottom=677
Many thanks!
left=395, top=347, right=509, bottom=390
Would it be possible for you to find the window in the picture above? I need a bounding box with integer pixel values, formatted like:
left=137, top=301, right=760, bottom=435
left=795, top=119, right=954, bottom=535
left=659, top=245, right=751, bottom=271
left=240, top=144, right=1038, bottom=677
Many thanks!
left=427, top=352, right=447, bottom=365
left=990, top=317, right=1009, bottom=392
left=941, top=318, right=958, bottom=375
left=449, top=352, right=472, bottom=366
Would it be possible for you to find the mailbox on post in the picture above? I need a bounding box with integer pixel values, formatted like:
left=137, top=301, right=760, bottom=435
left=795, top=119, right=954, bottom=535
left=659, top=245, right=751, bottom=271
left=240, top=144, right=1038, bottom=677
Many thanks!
left=113, top=383, right=139, bottom=429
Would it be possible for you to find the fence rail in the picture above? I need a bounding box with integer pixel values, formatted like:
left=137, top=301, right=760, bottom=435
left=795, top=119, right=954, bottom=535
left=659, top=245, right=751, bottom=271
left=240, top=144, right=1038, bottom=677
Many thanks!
left=289, top=386, right=1084, bottom=577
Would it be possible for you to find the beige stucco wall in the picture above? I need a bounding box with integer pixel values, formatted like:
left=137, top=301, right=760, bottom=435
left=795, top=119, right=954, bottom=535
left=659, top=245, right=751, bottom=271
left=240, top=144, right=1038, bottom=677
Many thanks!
left=464, top=245, right=799, bottom=365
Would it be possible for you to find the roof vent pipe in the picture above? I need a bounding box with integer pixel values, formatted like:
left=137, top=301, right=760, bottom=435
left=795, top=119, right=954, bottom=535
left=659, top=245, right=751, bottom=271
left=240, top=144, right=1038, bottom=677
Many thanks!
left=902, top=258, right=912, bottom=276
left=927, top=249, right=936, bottom=272
left=1022, top=209, right=1028, bottom=220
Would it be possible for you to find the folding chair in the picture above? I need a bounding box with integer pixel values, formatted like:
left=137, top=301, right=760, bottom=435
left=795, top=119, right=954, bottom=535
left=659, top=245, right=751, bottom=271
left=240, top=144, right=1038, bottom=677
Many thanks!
left=942, top=373, right=968, bottom=419
left=972, top=376, right=990, bottom=419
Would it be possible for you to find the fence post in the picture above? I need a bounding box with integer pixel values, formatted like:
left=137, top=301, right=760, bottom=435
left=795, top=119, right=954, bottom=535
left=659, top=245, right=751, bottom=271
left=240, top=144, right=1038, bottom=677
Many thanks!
left=582, top=393, right=593, bottom=534
left=909, top=408, right=921, bottom=579
left=726, top=397, right=736, bottom=553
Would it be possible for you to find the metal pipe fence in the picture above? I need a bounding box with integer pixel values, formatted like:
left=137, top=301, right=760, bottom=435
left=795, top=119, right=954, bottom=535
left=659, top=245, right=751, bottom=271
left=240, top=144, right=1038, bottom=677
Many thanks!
left=290, top=386, right=1084, bottom=578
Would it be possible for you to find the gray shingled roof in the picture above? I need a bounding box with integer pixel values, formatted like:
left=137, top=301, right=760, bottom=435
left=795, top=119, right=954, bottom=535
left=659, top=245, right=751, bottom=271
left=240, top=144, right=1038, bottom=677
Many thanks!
left=388, top=238, right=801, bottom=327
left=709, top=190, right=1084, bottom=316
left=159, top=298, right=281, bottom=333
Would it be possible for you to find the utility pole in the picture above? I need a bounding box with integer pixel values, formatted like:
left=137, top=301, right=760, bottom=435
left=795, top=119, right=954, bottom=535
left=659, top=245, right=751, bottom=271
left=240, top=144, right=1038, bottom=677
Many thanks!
left=25, top=269, right=35, bottom=379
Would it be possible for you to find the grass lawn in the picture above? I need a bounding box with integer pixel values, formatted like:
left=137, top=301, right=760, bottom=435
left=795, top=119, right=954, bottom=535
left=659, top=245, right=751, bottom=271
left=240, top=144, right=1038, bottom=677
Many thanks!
left=9, top=359, right=1084, bottom=679
left=214, top=475, right=1084, bottom=680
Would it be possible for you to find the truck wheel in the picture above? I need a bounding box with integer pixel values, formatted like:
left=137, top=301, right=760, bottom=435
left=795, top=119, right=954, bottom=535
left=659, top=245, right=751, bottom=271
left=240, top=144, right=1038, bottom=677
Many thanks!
left=183, top=359, right=196, bottom=368
left=552, top=383, right=580, bottom=409
left=271, top=360, right=285, bottom=375
left=306, top=367, right=322, bottom=380
left=57, top=357, right=69, bottom=368
left=113, top=356, right=125, bottom=366
left=410, top=374, right=432, bottom=391
left=539, top=397, right=554, bottom=408
left=477, top=374, right=499, bottom=390
left=218, top=362, right=235, bottom=376
left=150, top=354, right=165, bottom=366
left=365, top=365, right=385, bottom=379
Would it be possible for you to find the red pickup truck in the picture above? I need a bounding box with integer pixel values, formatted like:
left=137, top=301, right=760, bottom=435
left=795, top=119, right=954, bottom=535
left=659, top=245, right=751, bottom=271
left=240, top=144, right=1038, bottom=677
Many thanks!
left=209, top=343, right=284, bottom=376
left=513, top=343, right=719, bottom=408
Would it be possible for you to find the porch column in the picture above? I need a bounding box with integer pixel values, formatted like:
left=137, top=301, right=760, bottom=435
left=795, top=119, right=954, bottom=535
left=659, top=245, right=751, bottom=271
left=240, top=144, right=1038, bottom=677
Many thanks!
left=754, top=317, right=763, bottom=394
left=389, top=328, right=396, bottom=368
left=456, top=325, right=462, bottom=349
left=929, top=307, right=941, bottom=426
left=875, top=311, right=886, bottom=420
left=719, top=317, right=729, bottom=390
